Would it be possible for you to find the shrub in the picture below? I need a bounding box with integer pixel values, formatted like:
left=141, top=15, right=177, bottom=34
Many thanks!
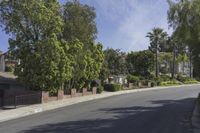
left=160, top=74, right=171, bottom=81
left=127, top=75, right=140, bottom=83
left=183, top=80, right=199, bottom=84
left=49, top=88, right=57, bottom=96
left=177, top=74, right=199, bottom=84
left=153, top=75, right=171, bottom=86
left=146, top=73, right=156, bottom=80
left=97, top=86, right=104, bottom=94
left=104, top=84, right=122, bottom=92
left=177, top=74, right=189, bottom=82
left=91, top=80, right=98, bottom=88
left=151, top=82, right=156, bottom=87
left=148, top=80, right=157, bottom=87
left=160, top=80, right=182, bottom=86
left=154, top=77, right=162, bottom=86
left=5, top=65, right=14, bottom=72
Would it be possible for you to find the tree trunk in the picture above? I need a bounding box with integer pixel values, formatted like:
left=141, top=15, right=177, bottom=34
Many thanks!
left=172, top=44, right=176, bottom=79
left=155, top=49, right=159, bottom=77
left=189, top=51, right=192, bottom=78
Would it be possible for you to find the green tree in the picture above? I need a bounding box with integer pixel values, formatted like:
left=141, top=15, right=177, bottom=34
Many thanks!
left=168, top=35, right=187, bottom=79
left=126, top=50, right=154, bottom=78
left=0, top=0, right=72, bottom=91
left=62, top=0, right=97, bottom=44
left=159, top=52, right=173, bottom=74
left=168, top=0, right=200, bottom=78
left=61, top=0, right=104, bottom=90
left=146, top=28, right=168, bottom=77
left=102, top=48, right=127, bottom=77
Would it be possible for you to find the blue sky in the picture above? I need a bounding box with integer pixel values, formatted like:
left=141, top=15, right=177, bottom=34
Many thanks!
left=0, top=0, right=171, bottom=52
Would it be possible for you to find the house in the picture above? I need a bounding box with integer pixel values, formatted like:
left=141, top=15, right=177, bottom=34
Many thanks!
left=0, top=51, right=18, bottom=72
left=106, top=75, right=127, bottom=85
left=176, top=61, right=193, bottom=77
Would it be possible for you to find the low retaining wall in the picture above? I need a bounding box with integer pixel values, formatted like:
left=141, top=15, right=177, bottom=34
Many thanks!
left=41, top=87, right=98, bottom=103
left=128, top=81, right=153, bottom=89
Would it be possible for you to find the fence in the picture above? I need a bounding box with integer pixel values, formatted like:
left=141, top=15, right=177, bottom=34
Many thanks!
left=2, top=91, right=41, bottom=108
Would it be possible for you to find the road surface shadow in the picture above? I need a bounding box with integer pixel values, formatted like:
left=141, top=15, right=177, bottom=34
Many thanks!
left=21, top=98, right=195, bottom=133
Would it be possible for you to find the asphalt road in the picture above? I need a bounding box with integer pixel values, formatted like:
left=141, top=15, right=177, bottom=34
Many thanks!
left=0, top=85, right=200, bottom=133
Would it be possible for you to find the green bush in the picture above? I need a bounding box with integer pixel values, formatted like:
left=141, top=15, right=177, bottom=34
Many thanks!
left=177, top=74, right=189, bottom=82
left=5, top=65, right=14, bottom=72
left=160, top=80, right=182, bottom=86
left=148, top=80, right=157, bottom=87
left=160, top=74, right=171, bottom=81
left=177, top=74, right=199, bottom=84
left=97, top=86, right=104, bottom=94
left=127, top=75, right=140, bottom=83
left=183, top=80, right=199, bottom=84
left=104, top=84, right=122, bottom=92
left=91, top=80, right=98, bottom=88
left=154, top=77, right=162, bottom=86
left=153, top=75, right=171, bottom=86
left=146, top=73, right=156, bottom=80
left=49, top=88, right=57, bottom=96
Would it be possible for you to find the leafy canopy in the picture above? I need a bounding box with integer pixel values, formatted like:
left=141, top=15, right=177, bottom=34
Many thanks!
left=0, top=0, right=72, bottom=91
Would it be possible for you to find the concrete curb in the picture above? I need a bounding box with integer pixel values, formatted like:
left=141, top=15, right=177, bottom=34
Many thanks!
left=0, top=84, right=199, bottom=123
left=192, top=95, right=200, bottom=133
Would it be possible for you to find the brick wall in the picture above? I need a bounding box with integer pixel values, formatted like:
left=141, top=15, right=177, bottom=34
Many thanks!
left=82, top=88, right=87, bottom=96
left=92, top=87, right=97, bottom=94
left=41, top=91, right=49, bottom=103
left=71, top=89, right=76, bottom=97
left=57, top=90, right=64, bottom=100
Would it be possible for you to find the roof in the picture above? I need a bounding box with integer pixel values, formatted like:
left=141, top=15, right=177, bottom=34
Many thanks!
left=0, top=51, right=8, bottom=56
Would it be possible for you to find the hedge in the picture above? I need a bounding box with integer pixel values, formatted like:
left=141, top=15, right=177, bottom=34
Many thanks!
left=97, top=86, right=104, bottom=94
left=104, top=84, right=122, bottom=92
left=160, top=80, right=182, bottom=86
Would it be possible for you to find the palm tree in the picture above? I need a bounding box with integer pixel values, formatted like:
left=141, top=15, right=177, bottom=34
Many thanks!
left=146, top=28, right=168, bottom=77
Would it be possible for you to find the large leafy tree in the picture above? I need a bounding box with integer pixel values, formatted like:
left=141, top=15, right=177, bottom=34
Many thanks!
left=102, top=48, right=127, bottom=77
left=159, top=52, right=173, bottom=74
left=61, top=0, right=104, bottom=90
left=0, top=0, right=72, bottom=91
left=66, top=40, right=104, bottom=90
left=168, top=34, right=188, bottom=78
left=126, top=50, right=154, bottom=78
left=146, top=28, right=168, bottom=77
left=168, top=0, right=200, bottom=78
left=62, top=0, right=97, bottom=44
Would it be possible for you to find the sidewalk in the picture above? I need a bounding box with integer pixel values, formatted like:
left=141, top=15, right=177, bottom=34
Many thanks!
left=0, top=84, right=199, bottom=123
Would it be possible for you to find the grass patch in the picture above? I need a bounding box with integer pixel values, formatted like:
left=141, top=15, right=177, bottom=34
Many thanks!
left=160, top=80, right=182, bottom=86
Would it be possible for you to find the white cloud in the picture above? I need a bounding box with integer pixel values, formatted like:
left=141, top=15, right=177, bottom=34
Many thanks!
left=83, top=0, right=172, bottom=51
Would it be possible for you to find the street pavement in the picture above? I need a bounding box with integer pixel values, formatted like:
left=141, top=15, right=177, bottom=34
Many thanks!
left=0, top=85, right=200, bottom=133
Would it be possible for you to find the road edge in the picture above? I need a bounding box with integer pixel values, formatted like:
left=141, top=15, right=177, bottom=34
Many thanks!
left=0, top=84, right=199, bottom=123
